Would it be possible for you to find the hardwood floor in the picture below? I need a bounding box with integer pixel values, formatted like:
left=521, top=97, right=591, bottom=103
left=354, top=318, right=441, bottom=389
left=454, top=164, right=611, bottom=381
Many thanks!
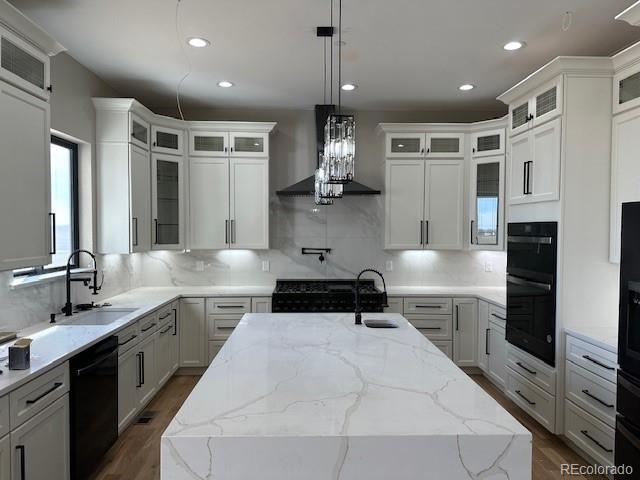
left=91, top=373, right=605, bottom=480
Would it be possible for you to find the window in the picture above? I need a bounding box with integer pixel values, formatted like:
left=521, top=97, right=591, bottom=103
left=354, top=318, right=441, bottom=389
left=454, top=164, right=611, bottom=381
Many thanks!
left=14, top=136, right=79, bottom=276
left=475, top=162, right=499, bottom=246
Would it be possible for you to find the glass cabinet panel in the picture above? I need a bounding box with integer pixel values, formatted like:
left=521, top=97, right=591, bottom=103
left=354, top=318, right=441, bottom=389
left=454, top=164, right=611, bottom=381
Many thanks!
left=385, top=133, right=424, bottom=157
left=620, top=71, right=640, bottom=105
left=512, top=102, right=529, bottom=130
left=474, top=161, right=500, bottom=245
left=230, top=132, right=268, bottom=156
left=391, top=137, right=421, bottom=154
left=155, top=159, right=180, bottom=246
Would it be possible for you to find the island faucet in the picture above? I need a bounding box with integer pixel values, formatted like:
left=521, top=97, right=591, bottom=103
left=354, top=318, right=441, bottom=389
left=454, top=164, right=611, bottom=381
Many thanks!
left=63, top=249, right=103, bottom=316
left=354, top=269, right=389, bottom=325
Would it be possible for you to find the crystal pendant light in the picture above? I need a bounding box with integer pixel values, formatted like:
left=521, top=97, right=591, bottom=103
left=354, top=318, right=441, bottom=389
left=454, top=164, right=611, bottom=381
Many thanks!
left=315, top=154, right=343, bottom=205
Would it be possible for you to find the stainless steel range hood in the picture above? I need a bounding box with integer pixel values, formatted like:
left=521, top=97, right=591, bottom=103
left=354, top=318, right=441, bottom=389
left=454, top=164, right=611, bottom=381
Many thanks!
left=276, top=105, right=381, bottom=197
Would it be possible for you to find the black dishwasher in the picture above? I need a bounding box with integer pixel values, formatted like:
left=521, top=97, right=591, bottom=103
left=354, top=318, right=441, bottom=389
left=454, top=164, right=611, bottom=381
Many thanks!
left=70, top=336, right=118, bottom=480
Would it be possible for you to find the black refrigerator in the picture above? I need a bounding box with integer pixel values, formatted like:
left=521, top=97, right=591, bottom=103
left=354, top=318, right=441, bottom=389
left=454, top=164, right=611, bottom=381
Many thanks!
left=616, top=202, right=640, bottom=474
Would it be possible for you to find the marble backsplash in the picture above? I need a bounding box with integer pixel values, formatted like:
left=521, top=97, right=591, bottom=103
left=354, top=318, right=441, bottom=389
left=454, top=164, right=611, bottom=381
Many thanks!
left=0, top=196, right=506, bottom=333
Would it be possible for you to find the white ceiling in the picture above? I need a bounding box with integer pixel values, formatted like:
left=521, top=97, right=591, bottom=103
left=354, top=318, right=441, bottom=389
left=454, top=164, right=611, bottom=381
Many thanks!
left=10, top=0, right=640, bottom=111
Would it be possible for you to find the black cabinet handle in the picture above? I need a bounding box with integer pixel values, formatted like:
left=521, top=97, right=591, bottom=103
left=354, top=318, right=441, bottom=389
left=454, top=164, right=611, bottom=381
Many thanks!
left=231, top=219, right=236, bottom=244
left=132, top=217, right=138, bottom=247
left=26, top=382, right=63, bottom=405
left=225, top=220, right=229, bottom=244
left=154, top=219, right=158, bottom=244
left=141, top=351, right=145, bottom=385
left=136, top=353, right=142, bottom=388
left=581, top=389, right=614, bottom=409
left=420, top=220, right=424, bottom=245
left=118, top=334, right=137, bottom=347
left=516, top=361, right=537, bottom=375
left=47, top=85, right=53, bottom=92
left=582, top=355, right=615, bottom=371
left=422, top=327, right=442, bottom=331
left=224, top=146, right=228, bottom=153
left=141, top=323, right=156, bottom=332
left=455, top=305, right=459, bottom=331
left=16, top=445, right=25, bottom=480
left=415, top=305, right=442, bottom=309
left=485, top=328, right=490, bottom=355
left=216, top=305, right=245, bottom=309
left=515, top=390, right=536, bottom=406
left=49, top=212, right=56, bottom=254
left=470, top=220, right=475, bottom=245
left=160, top=325, right=173, bottom=334
left=425, top=220, right=429, bottom=245
left=491, top=313, right=506, bottom=321
left=580, top=430, right=612, bottom=453
left=420, top=148, right=425, bottom=154
left=172, top=308, right=178, bottom=335
left=159, top=312, right=172, bottom=320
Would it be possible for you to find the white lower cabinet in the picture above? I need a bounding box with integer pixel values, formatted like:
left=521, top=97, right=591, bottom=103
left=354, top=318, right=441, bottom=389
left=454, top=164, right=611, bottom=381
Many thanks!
left=506, top=368, right=556, bottom=432
left=156, top=322, right=176, bottom=388
left=10, top=394, right=69, bottom=480
left=0, top=434, right=9, bottom=480
left=431, top=340, right=453, bottom=359
left=564, top=400, right=615, bottom=467
left=179, top=298, right=206, bottom=367
left=251, top=297, right=272, bottom=313
left=477, top=300, right=490, bottom=373
left=487, top=320, right=507, bottom=390
left=453, top=298, right=477, bottom=367
left=117, top=346, right=139, bottom=433
left=137, top=335, right=157, bottom=408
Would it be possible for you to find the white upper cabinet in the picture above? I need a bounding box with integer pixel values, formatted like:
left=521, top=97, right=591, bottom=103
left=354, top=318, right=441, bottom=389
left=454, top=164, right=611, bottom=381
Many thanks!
left=189, top=157, right=230, bottom=250
left=130, top=145, right=151, bottom=253
left=424, top=160, right=464, bottom=249
left=385, top=133, right=425, bottom=158
left=384, top=159, right=425, bottom=249
left=470, top=155, right=504, bottom=250
left=509, top=77, right=562, bottom=135
left=129, top=113, right=150, bottom=150
left=229, top=158, right=269, bottom=249
left=508, top=118, right=561, bottom=205
left=152, top=154, right=184, bottom=250
left=151, top=125, right=183, bottom=155
left=471, top=128, right=504, bottom=158
left=425, top=133, right=465, bottom=158
left=0, top=25, right=50, bottom=100
left=0, top=79, right=51, bottom=271
left=189, top=131, right=229, bottom=157
left=230, top=132, right=269, bottom=157
left=614, top=63, right=640, bottom=114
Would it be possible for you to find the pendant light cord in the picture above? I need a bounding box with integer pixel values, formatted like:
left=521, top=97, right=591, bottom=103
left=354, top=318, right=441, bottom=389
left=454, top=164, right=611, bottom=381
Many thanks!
left=330, top=0, right=333, bottom=106
left=175, top=0, right=191, bottom=121
left=338, top=0, right=342, bottom=113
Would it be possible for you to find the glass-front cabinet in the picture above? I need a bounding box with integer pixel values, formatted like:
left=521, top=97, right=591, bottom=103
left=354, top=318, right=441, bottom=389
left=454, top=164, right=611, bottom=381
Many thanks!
left=471, top=128, right=504, bottom=158
left=189, top=131, right=229, bottom=157
left=152, top=125, right=183, bottom=155
left=129, top=113, right=149, bottom=150
left=230, top=132, right=269, bottom=157
left=152, top=154, right=184, bottom=250
left=385, top=133, right=425, bottom=157
left=469, top=155, right=504, bottom=251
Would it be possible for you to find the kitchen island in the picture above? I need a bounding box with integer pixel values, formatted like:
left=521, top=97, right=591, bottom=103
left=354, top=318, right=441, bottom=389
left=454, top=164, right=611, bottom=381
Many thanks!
left=161, top=313, right=531, bottom=479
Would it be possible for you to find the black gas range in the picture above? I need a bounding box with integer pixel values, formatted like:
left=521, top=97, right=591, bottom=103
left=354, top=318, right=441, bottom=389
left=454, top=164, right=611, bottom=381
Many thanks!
left=272, top=279, right=385, bottom=313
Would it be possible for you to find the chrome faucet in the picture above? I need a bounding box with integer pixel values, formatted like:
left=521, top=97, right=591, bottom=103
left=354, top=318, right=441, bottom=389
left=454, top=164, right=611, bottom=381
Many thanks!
left=354, top=269, right=389, bottom=325
left=63, top=249, right=102, bottom=316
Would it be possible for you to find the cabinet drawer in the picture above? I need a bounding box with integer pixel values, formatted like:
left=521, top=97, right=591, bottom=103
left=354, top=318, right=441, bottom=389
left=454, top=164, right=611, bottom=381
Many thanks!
left=384, top=297, right=404, bottom=314
left=208, top=315, right=242, bottom=339
left=431, top=340, right=452, bottom=359
left=116, top=322, right=140, bottom=354
left=489, top=304, right=506, bottom=325
left=564, top=400, right=615, bottom=466
left=404, top=297, right=452, bottom=315
left=506, top=368, right=555, bottom=432
left=10, top=362, right=69, bottom=429
left=208, top=340, right=226, bottom=364
left=405, top=314, right=452, bottom=340
left=0, top=395, right=8, bottom=438
left=506, top=344, right=556, bottom=395
left=138, top=313, right=159, bottom=340
left=157, top=305, right=174, bottom=324
left=566, top=334, right=617, bottom=383
left=206, top=297, right=251, bottom=315
left=565, top=361, right=616, bottom=427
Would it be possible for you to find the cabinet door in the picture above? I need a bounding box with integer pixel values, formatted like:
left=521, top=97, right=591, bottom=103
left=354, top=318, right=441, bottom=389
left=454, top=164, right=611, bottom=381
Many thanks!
left=532, top=79, right=562, bottom=126
left=179, top=298, right=206, bottom=367
left=0, top=80, right=51, bottom=271
left=10, top=395, right=69, bottom=480
left=469, top=155, right=504, bottom=250
left=230, top=132, right=269, bottom=157
left=251, top=297, right=272, bottom=313
left=530, top=117, right=561, bottom=203
left=424, top=160, right=463, bottom=250
left=477, top=300, right=489, bottom=373
left=0, top=25, right=50, bottom=100
left=129, top=113, right=149, bottom=150
left=169, top=304, right=179, bottom=373
left=510, top=100, right=532, bottom=136
left=0, top=434, right=9, bottom=480
left=229, top=158, right=269, bottom=249
left=471, top=128, right=504, bottom=158
left=385, top=133, right=425, bottom=158
left=130, top=144, right=151, bottom=252
left=152, top=154, right=184, bottom=249
left=488, top=321, right=507, bottom=390
left=614, top=66, right=640, bottom=114
left=384, top=160, right=425, bottom=249
left=610, top=108, right=640, bottom=262
left=117, top=347, right=139, bottom=433
left=425, top=133, right=464, bottom=158
left=453, top=299, right=478, bottom=367
left=508, top=131, right=530, bottom=205
left=152, top=125, right=183, bottom=155
left=189, top=131, right=229, bottom=157
left=137, top=335, right=157, bottom=408
left=156, top=323, right=174, bottom=387
left=188, top=157, right=230, bottom=249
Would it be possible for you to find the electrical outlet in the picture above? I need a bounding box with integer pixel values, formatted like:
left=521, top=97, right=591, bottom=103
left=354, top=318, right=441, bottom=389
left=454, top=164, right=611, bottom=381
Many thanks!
left=262, top=260, right=270, bottom=272
left=386, top=260, right=393, bottom=272
left=484, top=262, right=493, bottom=273
left=195, top=260, right=205, bottom=272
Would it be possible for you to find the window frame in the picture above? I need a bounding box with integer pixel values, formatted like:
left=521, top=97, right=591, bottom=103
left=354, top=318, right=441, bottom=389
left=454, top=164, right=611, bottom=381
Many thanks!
left=14, top=135, right=80, bottom=276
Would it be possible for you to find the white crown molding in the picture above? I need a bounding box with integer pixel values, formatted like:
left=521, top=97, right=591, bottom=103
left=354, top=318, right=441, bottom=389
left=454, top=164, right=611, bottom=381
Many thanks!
left=616, top=1, right=640, bottom=27
left=0, top=0, right=65, bottom=55
left=376, top=116, right=507, bottom=135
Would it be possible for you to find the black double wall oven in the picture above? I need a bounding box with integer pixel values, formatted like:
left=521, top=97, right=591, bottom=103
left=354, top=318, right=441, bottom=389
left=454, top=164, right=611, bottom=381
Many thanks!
left=506, top=222, right=557, bottom=367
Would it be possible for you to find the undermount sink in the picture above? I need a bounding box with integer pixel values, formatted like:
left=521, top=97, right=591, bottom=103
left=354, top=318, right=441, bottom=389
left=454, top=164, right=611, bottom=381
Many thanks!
left=62, top=308, right=138, bottom=326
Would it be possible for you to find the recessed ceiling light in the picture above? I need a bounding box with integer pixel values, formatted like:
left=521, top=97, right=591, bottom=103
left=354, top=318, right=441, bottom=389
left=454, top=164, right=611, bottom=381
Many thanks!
left=503, top=41, right=525, bottom=51
left=341, top=83, right=357, bottom=91
left=458, top=84, right=475, bottom=91
left=187, top=37, right=210, bottom=48
left=217, top=81, right=234, bottom=88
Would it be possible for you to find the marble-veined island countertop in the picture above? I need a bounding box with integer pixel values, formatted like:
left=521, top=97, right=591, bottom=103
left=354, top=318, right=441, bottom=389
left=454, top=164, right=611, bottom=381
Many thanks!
left=161, top=312, right=531, bottom=479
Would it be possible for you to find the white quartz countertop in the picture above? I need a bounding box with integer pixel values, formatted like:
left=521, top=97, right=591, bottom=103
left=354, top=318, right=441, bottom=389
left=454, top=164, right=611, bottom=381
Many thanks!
left=162, top=312, right=530, bottom=480
left=564, top=325, right=619, bottom=354
left=387, top=285, right=506, bottom=308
